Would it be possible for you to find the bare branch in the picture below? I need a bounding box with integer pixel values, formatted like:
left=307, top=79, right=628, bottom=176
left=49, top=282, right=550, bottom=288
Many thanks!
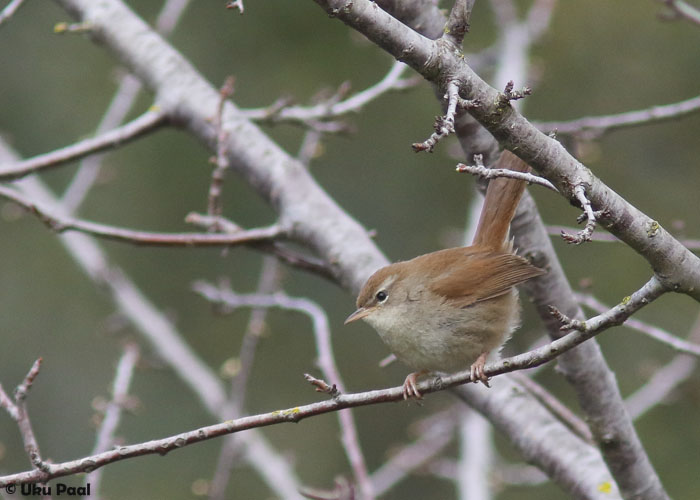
left=512, top=373, right=593, bottom=443
left=0, top=108, right=166, bottom=181
left=0, top=359, right=47, bottom=471
left=371, top=410, right=456, bottom=495
left=193, top=283, right=374, bottom=499
left=226, top=0, right=244, bottom=14
left=456, top=158, right=558, bottom=191
left=442, top=0, right=475, bottom=47
left=659, top=0, right=700, bottom=26
left=86, top=344, right=140, bottom=493
left=0, top=0, right=27, bottom=26
left=0, top=317, right=637, bottom=489
left=0, top=184, right=285, bottom=246
left=312, top=0, right=700, bottom=305
left=412, top=80, right=460, bottom=152
left=62, top=73, right=143, bottom=212
left=560, top=185, right=597, bottom=244
left=575, top=292, right=700, bottom=356
left=62, top=0, right=192, bottom=212
left=550, top=276, right=666, bottom=334
left=1, top=141, right=305, bottom=497
left=242, top=61, right=416, bottom=128
left=535, top=94, right=700, bottom=137
left=208, top=76, right=236, bottom=220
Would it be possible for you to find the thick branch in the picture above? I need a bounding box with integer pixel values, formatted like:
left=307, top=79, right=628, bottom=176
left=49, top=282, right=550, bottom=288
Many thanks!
left=313, top=0, right=700, bottom=303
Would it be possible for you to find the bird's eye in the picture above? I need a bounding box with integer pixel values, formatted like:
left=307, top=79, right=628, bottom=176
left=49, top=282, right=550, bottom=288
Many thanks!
left=376, top=290, right=388, bottom=302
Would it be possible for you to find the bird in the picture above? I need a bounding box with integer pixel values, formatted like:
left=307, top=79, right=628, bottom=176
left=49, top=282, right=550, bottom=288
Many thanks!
left=345, top=150, right=545, bottom=399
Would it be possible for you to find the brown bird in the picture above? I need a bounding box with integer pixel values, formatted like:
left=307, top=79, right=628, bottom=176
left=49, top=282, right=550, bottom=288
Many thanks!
left=345, top=151, right=545, bottom=398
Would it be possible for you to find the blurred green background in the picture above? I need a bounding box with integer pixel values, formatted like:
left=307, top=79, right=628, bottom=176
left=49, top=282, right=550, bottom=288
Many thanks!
left=1, top=0, right=699, bottom=498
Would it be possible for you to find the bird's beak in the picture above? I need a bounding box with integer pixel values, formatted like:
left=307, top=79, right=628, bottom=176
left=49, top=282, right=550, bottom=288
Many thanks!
left=344, top=307, right=373, bottom=324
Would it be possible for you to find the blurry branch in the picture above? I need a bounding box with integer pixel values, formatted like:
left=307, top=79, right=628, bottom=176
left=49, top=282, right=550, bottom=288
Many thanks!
left=0, top=108, right=166, bottom=181
left=659, top=0, right=700, bottom=26
left=241, top=61, right=418, bottom=131
left=535, top=94, right=700, bottom=138
left=456, top=409, right=492, bottom=500
left=0, top=359, right=46, bottom=471
left=370, top=410, right=457, bottom=495
left=207, top=76, right=235, bottom=220
left=576, top=292, right=700, bottom=356
left=63, top=0, right=191, bottom=213
left=0, top=140, right=306, bottom=499
left=511, top=373, right=593, bottom=443
left=0, top=0, right=26, bottom=26
left=226, top=0, right=244, bottom=14
left=62, top=73, right=144, bottom=212
left=208, top=257, right=282, bottom=500
left=85, top=344, right=140, bottom=494
left=0, top=184, right=285, bottom=246
left=489, top=0, right=557, bottom=92
left=185, top=212, right=335, bottom=280
left=625, top=311, right=700, bottom=419
left=193, top=281, right=374, bottom=500
left=625, top=324, right=700, bottom=419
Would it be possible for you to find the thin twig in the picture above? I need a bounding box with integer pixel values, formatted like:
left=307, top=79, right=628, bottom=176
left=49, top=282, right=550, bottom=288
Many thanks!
left=412, top=80, right=460, bottom=152
left=549, top=276, right=666, bottom=334
left=0, top=358, right=47, bottom=471
left=0, top=184, right=285, bottom=246
left=560, top=185, right=596, bottom=244
left=207, top=76, right=235, bottom=221
left=371, top=410, right=457, bottom=495
left=535, top=95, right=700, bottom=137
left=1, top=276, right=669, bottom=487
left=62, top=0, right=191, bottom=212
left=208, top=258, right=282, bottom=500
left=624, top=303, right=700, bottom=420
left=86, top=344, right=140, bottom=493
left=242, top=61, right=415, bottom=128
left=546, top=225, right=700, bottom=249
left=456, top=161, right=558, bottom=191
left=62, top=74, right=144, bottom=213
left=193, top=283, right=375, bottom=499
left=575, top=292, right=700, bottom=356
left=0, top=109, right=166, bottom=181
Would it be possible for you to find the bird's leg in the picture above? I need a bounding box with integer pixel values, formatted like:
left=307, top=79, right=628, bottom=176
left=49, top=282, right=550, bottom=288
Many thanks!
left=470, top=352, right=491, bottom=387
left=402, top=370, right=428, bottom=399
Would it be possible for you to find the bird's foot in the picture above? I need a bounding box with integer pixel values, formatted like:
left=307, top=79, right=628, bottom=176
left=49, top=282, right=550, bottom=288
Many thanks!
left=402, top=370, right=428, bottom=400
left=470, top=352, right=491, bottom=387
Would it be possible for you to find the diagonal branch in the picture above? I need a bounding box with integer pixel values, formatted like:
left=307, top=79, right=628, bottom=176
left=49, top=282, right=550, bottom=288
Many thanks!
left=313, top=0, right=700, bottom=305
left=0, top=359, right=47, bottom=471
left=0, top=108, right=166, bottom=181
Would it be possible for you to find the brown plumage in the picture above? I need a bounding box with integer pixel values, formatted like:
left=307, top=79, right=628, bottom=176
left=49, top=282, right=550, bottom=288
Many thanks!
left=346, top=151, right=545, bottom=398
